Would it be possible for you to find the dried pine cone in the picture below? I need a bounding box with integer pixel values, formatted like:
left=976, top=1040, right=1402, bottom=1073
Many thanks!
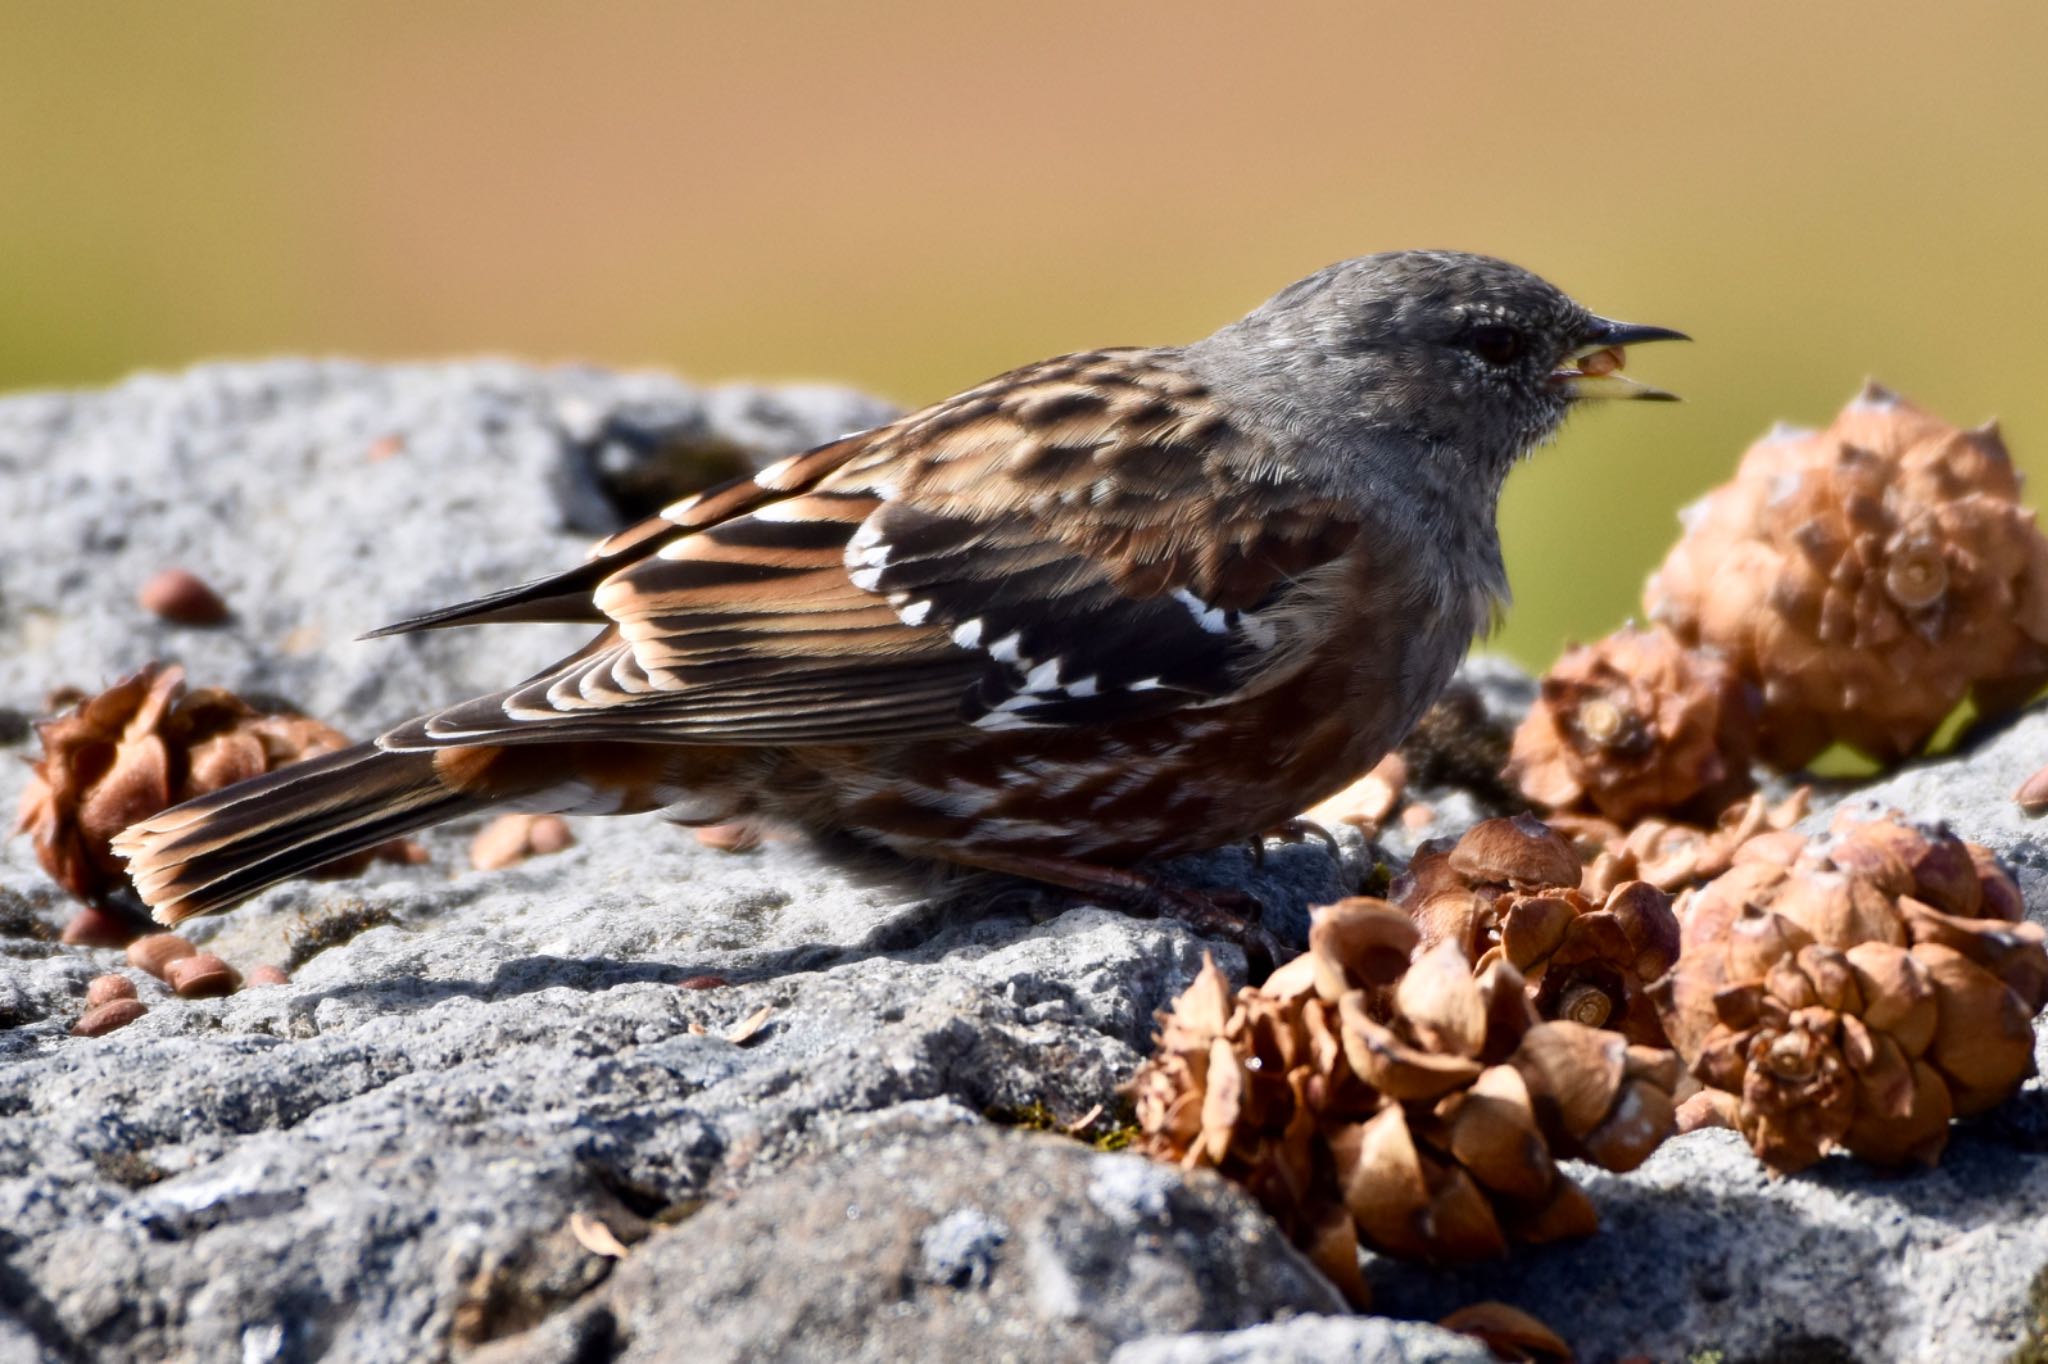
left=1652, top=814, right=2045, bottom=1171
left=1508, top=624, right=1759, bottom=825
left=1131, top=902, right=1678, bottom=1303
left=1560, top=787, right=1812, bottom=897
left=1646, top=383, right=2048, bottom=767
left=1392, top=816, right=1680, bottom=1046
left=1303, top=753, right=1408, bottom=835
left=16, top=663, right=362, bottom=903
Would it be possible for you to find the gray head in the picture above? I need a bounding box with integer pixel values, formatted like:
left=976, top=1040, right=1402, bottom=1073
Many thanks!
left=1190, top=250, right=1685, bottom=490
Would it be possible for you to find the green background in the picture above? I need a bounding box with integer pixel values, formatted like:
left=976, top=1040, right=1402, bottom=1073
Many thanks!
left=6, top=2, right=2044, bottom=672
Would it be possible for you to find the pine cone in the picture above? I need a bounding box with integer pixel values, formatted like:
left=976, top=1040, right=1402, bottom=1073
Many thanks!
left=1509, top=625, right=1760, bottom=824
left=1646, top=383, right=2048, bottom=767
left=1651, top=814, right=2044, bottom=1171
left=1391, top=816, right=1680, bottom=1046
left=1560, top=788, right=1812, bottom=897
left=16, top=663, right=360, bottom=903
left=1132, top=902, right=1679, bottom=1302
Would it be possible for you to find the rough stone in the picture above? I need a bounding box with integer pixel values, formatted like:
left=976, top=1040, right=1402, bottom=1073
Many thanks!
left=5, top=360, right=2048, bottom=1364
left=1371, top=1117, right=2048, bottom=1364
left=1109, top=1317, right=1493, bottom=1364
left=469, top=1115, right=1345, bottom=1364
left=0, top=361, right=1347, bottom=1364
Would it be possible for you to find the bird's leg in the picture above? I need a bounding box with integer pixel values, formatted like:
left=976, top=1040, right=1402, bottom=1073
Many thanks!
left=942, top=847, right=1286, bottom=978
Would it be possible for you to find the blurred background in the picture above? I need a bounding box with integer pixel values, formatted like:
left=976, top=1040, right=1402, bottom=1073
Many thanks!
left=5, top=2, right=2045, bottom=669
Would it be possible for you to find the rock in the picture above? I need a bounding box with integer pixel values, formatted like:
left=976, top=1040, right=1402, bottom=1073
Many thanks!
left=1109, top=1316, right=1494, bottom=1364
left=1369, top=1119, right=2048, bottom=1363
left=5, top=359, right=2048, bottom=1364
left=0, top=361, right=1350, bottom=1364
left=470, top=1115, right=1345, bottom=1363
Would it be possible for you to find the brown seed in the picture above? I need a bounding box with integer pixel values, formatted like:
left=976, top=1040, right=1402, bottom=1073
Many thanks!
left=1575, top=345, right=1626, bottom=378
left=127, top=933, right=198, bottom=979
left=366, top=433, right=406, bottom=462
left=166, top=953, right=241, bottom=998
left=138, top=568, right=230, bottom=625
left=375, top=837, right=432, bottom=866
left=61, top=906, right=146, bottom=948
left=678, top=975, right=729, bottom=991
left=72, top=999, right=148, bottom=1036
left=1439, top=1301, right=1573, bottom=1364
left=526, top=815, right=574, bottom=855
left=2017, top=761, right=2048, bottom=817
left=470, top=813, right=576, bottom=870
left=86, top=973, right=139, bottom=1006
left=245, top=964, right=291, bottom=988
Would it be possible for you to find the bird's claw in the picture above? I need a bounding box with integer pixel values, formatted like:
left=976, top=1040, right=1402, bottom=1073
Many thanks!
left=1149, top=884, right=1287, bottom=982
left=1259, top=817, right=1342, bottom=857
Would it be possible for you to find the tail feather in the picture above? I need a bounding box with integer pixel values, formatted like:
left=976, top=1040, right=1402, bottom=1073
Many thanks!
left=113, top=742, right=490, bottom=925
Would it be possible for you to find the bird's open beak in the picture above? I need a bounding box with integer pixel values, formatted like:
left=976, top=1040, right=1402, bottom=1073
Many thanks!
left=1554, top=317, right=1690, bottom=402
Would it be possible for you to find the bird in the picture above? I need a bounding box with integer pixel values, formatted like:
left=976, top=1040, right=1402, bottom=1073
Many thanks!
left=115, top=250, right=1684, bottom=953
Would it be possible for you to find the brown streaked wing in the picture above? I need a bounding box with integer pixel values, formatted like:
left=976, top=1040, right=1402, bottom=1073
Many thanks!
left=822, top=350, right=1363, bottom=727
left=362, top=431, right=879, bottom=638
left=379, top=348, right=1363, bottom=748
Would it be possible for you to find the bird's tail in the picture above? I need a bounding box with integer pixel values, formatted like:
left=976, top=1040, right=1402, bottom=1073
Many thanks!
left=114, top=742, right=498, bottom=925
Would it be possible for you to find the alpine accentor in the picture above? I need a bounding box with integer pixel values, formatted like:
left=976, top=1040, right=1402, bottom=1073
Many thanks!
left=117, top=250, right=1683, bottom=944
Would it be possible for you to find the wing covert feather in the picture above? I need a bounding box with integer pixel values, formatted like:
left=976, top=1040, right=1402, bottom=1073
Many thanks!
left=378, top=350, right=1365, bottom=751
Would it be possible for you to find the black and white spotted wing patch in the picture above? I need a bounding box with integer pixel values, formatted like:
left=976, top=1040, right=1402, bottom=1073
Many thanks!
left=847, top=501, right=1286, bottom=730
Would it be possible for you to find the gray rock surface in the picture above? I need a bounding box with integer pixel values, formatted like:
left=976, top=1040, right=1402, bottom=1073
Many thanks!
left=0, top=361, right=1348, bottom=1364
left=470, top=1114, right=1347, bottom=1364
left=1371, top=1120, right=2048, bottom=1364
left=1109, top=1317, right=1493, bottom=1364
left=3, top=360, right=2048, bottom=1364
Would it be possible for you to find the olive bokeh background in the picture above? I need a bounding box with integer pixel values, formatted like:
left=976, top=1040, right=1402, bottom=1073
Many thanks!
left=6, top=2, right=2044, bottom=668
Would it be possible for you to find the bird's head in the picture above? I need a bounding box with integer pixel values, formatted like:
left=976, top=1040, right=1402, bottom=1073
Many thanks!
left=1197, top=249, right=1686, bottom=491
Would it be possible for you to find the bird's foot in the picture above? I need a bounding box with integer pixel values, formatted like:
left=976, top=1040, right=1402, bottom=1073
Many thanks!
left=1256, top=817, right=1341, bottom=857
left=1146, top=882, right=1286, bottom=982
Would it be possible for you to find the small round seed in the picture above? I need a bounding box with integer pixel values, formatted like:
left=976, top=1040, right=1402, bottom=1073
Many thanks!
left=166, top=954, right=241, bottom=998
left=2018, top=762, right=2048, bottom=817
left=86, top=974, right=139, bottom=1007
left=470, top=813, right=576, bottom=870
left=62, top=906, right=146, bottom=948
left=245, top=964, right=291, bottom=988
left=127, top=933, right=198, bottom=980
left=73, top=999, right=148, bottom=1037
left=138, top=568, right=230, bottom=625
left=526, top=815, right=574, bottom=855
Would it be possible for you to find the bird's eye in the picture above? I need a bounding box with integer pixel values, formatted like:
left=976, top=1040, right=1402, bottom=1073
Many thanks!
left=1462, top=323, right=1527, bottom=368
